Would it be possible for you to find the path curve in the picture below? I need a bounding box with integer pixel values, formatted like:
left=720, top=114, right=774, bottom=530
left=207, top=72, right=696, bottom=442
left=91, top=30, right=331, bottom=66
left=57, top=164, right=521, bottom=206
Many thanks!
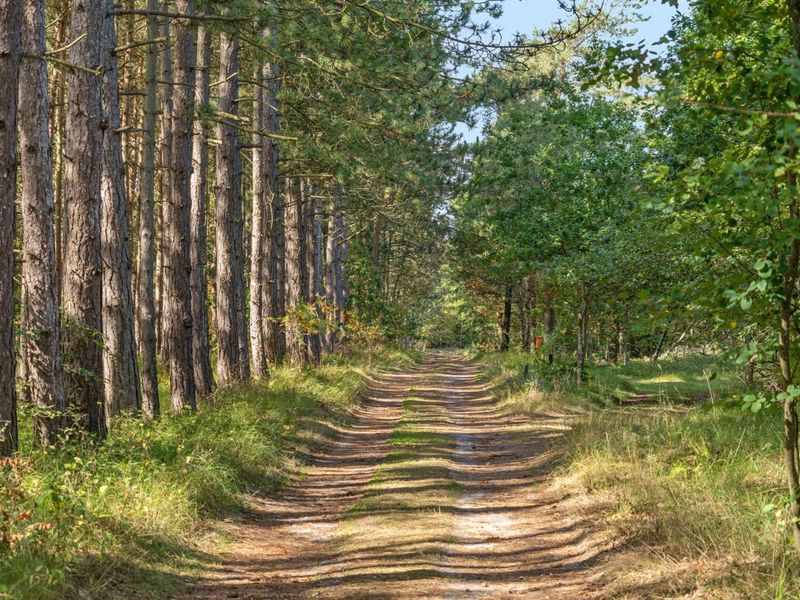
left=181, top=353, right=612, bottom=599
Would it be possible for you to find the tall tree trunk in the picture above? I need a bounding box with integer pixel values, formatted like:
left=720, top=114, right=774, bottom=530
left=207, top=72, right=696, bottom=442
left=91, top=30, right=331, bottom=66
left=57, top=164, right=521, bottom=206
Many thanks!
left=249, top=53, right=268, bottom=377
left=519, top=297, right=529, bottom=353
left=136, top=0, right=160, bottom=418
left=263, top=47, right=284, bottom=365
left=576, top=286, right=589, bottom=386
left=779, top=0, right=800, bottom=549
left=215, top=30, right=248, bottom=383
left=544, top=304, right=556, bottom=364
left=190, top=24, right=214, bottom=396
left=779, top=207, right=800, bottom=549
left=651, top=328, right=668, bottom=362
left=51, top=5, right=68, bottom=305
left=156, top=13, right=173, bottom=363
left=305, top=182, right=322, bottom=365
left=0, top=0, right=21, bottom=454
left=101, top=0, right=141, bottom=423
left=500, top=284, right=512, bottom=352
left=310, top=190, right=324, bottom=363
left=339, top=211, right=350, bottom=311
left=325, top=206, right=341, bottom=350
left=19, top=0, right=67, bottom=446
left=62, top=0, right=106, bottom=437
left=529, top=277, right=538, bottom=340
left=164, top=0, right=197, bottom=412
left=284, top=178, right=307, bottom=366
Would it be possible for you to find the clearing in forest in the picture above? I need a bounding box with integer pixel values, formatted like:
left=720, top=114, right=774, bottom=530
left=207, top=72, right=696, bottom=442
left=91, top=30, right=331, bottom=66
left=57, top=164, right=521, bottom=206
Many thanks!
left=182, top=353, right=613, bottom=599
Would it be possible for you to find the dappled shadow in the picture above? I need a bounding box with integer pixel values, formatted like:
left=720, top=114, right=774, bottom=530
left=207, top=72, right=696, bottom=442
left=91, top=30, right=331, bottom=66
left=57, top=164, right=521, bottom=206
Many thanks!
left=180, top=352, right=613, bottom=599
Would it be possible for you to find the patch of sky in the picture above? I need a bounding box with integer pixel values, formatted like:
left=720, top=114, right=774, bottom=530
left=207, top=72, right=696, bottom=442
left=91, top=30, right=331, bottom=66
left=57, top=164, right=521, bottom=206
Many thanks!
left=455, top=0, right=688, bottom=142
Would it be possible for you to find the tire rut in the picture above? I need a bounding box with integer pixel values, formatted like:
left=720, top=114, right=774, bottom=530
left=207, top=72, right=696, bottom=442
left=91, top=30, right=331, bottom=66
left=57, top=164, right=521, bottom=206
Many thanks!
left=180, top=352, right=612, bottom=599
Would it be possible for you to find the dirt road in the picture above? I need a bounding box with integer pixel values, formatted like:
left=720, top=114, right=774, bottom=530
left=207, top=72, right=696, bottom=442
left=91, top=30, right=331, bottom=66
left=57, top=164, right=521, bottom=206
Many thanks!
left=182, top=353, right=611, bottom=599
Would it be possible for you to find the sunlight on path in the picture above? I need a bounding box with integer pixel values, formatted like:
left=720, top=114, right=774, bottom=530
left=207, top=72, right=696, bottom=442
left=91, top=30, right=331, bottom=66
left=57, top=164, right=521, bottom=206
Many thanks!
left=181, top=353, right=612, bottom=599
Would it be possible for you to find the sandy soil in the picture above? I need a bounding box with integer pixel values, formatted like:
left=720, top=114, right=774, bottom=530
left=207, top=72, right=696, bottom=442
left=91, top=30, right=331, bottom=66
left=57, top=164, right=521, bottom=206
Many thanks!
left=180, top=353, right=615, bottom=599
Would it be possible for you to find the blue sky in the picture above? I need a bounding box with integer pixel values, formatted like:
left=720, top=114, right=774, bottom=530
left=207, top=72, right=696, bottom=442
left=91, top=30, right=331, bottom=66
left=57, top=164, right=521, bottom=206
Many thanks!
left=456, top=0, right=686, bottom=141
left=495, top=0, right=683, bottom=48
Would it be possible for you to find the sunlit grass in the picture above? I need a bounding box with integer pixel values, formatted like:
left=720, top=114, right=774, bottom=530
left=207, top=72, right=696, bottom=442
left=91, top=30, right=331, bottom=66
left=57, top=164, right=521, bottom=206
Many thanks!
left=476, top=350, right=797, bottom=598
left=1, top=344, right=417, bottom=599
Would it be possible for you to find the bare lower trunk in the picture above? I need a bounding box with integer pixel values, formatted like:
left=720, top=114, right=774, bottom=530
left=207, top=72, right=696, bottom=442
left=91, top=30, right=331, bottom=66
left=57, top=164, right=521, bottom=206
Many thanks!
left=617, top=322, right=628, bottom=366
left=136, top=0, right=160, bottom=418
left=263, top=53, right=284, bottom=364
left=189, top=25, right=214, bottom=396
left=0, top=0, right=21, bottom=454
left=19, top=0, right=67, bottom=445
left=310, top=191, right=324, bottom=364
left=519, top=299, right=529, bottom=352
left=779, top=1, right=800, bottom=549
left=164, top=0, right=197, bottom=413
left=285, top=178, right=307, bottom=366
left=651, top=328, right=668, bottom=362
left=51, top=8, right=68, bottom=306
left=500, top=284, right=512, bottom=352
left=249, top=54, right=268, bottom=377
left=325, top=207, right=341, bottom=349
left=305, top=184, right=322, bottom=365
left=62, top=0, right=106, bottom=437
left=576, top=286, right=589, bottom=386
left=779, top=191, right=800, bottom=549
left=101, top=0, right=141, bottom=423
left=340, top=216, right=350, bottom=310
left=156, top=14, right=173, bottom=363
left=544, top=304, right=556, bottom=364
left=215, top=30, right=248, bottom=383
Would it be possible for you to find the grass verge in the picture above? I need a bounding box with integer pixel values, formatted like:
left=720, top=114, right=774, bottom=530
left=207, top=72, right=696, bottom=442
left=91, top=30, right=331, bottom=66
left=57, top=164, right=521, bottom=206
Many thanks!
left=1, top=344, right=416, bottom=600
left=340, top=387, right=459, bottom=578
left=475, top=350, right=798, bottom=599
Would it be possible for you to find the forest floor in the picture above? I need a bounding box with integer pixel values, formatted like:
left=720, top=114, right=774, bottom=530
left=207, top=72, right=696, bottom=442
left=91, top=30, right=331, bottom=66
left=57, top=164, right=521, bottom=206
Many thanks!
left=179, top=352, right=615, bottom=599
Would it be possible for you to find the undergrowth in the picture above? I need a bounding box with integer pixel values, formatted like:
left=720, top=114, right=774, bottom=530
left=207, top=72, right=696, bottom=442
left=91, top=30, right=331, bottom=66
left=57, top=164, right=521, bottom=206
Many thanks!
left=0, top=345, right=416, bottom=600
left=476, top=350, right=798, bottom=598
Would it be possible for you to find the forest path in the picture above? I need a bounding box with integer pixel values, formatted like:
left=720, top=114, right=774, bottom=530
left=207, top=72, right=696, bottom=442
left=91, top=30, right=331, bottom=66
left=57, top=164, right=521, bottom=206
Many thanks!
left=181, top=352, right=611, bottom=599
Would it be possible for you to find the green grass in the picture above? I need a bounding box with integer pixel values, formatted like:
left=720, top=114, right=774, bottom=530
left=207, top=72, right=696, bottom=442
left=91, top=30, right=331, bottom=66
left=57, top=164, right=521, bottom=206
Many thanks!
left=476, top=350, right=798, bottom=598
left=1, top=344, right=417, bottom=600
left=339, top=386, right=459, bottom=573
left=589, top=354, right=741, bottom=402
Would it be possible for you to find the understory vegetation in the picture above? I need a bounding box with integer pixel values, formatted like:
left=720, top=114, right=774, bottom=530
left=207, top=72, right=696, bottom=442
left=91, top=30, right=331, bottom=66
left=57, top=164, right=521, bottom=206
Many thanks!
left=1, top=346, right=414, bottom=599
left=479, top=350, right=795, bottom=598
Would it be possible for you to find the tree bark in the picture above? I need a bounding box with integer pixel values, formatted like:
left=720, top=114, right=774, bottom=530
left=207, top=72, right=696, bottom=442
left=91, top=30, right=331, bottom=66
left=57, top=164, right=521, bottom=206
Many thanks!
left=263, top=46, right=284, bottom=365
left=779, top=0, right=800, bottom=548
left=576, top=286, right=589, bottom=386
left=544, top=304, right=556, bottom=364
left=51, top=6, right=68, bottom=306
left=285, top=178, right=308, bottom=366
left=156, top=10, right=173, bottom=363
left=305, top=183, right=322, bottom=365
left=651, top=328, right=668, bottom=362
left=62, top=0, right=106, bottom=437
left=0, top=0, right=21, bottom=454
left=164, top=0, right=197, bottom=412
left=189, top=24, right=214, bottom=396
left=617, top=321, right=629, bottom=366
left=215, top=30, right=248, bottom=383
left=249, top=52, right=268, bottom=378
left=101, top=0, right=141, bottom=423
left=500, top=284, right=512, bottom=352
left=19, top=0, right=67, bottom=446
left=325, top=206, right=341, bottom=349
left=310, top=190, right=324, bottom=363
left=339, top=212, right=350, bottom=312
left=136, top=0, right=161, bottom=418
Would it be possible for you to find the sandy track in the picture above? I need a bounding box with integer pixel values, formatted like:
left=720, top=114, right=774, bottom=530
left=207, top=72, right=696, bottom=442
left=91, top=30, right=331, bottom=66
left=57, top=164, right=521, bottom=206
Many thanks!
left=180, top=353, right=611, bottom=599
